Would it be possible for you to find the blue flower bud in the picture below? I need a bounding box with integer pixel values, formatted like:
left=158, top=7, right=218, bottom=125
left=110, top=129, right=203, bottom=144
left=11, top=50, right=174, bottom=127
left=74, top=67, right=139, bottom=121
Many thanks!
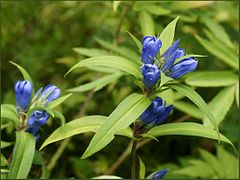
left=40, top=84, right=60, bottom=105
left=26, top=126, right=40, bottom=141
left=147, top=169, right=169, bottom=179
left=162, top=39, right=180, bottom=59
left=142, top=64, right=161, bottom=89
left=140, top=97, right=173, bottom=126
left=14, top=80, right=33, bottom=112
left=142, top=36, right=162, bottom=64
left=27, top=110, right=49, bottom=127
left=168, top=57, right=198, bottom=79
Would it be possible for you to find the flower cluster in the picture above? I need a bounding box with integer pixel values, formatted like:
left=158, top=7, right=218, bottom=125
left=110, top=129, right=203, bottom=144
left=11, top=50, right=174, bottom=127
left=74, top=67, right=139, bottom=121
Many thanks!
left=14, top=80, right=60, bottom=140
left=141, top=36, right=198, bottom=90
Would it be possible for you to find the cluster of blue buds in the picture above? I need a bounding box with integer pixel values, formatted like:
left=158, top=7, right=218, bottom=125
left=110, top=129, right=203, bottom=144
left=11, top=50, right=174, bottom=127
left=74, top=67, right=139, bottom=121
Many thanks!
left=14, top=80, right=60, bottom=140
left=134, top=97, right=173, bottom=135
left=141, top=36, right=198, bottom=90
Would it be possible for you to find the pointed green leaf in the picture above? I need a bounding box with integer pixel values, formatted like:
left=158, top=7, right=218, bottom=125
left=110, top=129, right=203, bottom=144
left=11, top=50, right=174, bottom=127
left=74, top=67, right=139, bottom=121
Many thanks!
left=65, top=55, right=141, bottom=79
left=139, top=10, right=155, bottom=36
left=139, top=156, right=146, bottom=179
left=8, top=132, right=36, bottom=179
left=40, top=116, right=132, bottom=150
left=147, top=122, right=234, bottom=151
left=203, top=86, right=235, bottom=126
left=159, top=16, right=179, bottom=55
left=67, top=74, right=121, bottom=93
left=166, top=84, right=219, bottom=136
left=47, top=93, right=72, bottom=109
left=127, top=31, right=142, bottom=53
left=10, top=61, right=33, bottom=84
left=82, top=93, right=151, bottom=159
left=1, top=104, right=19, bottom=128
left=73, top=47, right=109, bottom=57
left=185, top=71, right=238, bottom=87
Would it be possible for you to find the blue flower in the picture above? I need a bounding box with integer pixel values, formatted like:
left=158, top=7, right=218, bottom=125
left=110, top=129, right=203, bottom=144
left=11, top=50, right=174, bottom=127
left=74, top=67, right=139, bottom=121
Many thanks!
left=14, top=80, right=33, bottom=112
left=142, top=36, right=162, bottom=64
left=161, top=39, right=197, bottom=79
left=38, top=84, right=60, bottom=105
left=142, top=64, right=161, bottom=89
left=168, top=57, right=198, bottom=79
left=26, top=110, right=49, bottom=141
left=147, top=169, right=169, bottom=179
left=140, top=97, right=172, bottom=126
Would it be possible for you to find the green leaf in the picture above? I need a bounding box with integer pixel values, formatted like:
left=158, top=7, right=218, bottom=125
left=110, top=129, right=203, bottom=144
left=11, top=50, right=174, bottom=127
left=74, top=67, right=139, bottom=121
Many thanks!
left=167, top=84, right=219, bottom=136
left=1, top=141, right=13, bottom=149
left=174, top=100, right=203, bottom=119
left=195, top=35, right=238, bottom=70
left=127, top=31, right=142, bottom=53
left=134, top=3, right=171, bottom=16
left=203, top=86, right=235, bottom=126
left=8, top=132, right=36, bottom=179
left=159, top=16, right=179, bottom=55
left=65, top=55, right=141, bottom=79
left=201, top=17, right=234, bottom=49
left=1, top=154, right=9, bottom=166
left=1, top=104, right=19, bottom=128
left=147, top=122, right=234, bottom=151
left=174, top=54, right=207, bottom=64
left=82, top=93, right=151, bottom=159
left=10, top=61, right=33, bottom=84
left=155, top=89, right=174, bottom=105
left=52, top=110, right=65, bottom=126
left=67, top=74, right=121, bottom=92
left=40, top=116, right=132, bottom=150
left=95, top=38, right=140, bottom=61
left=113, top=1, right=121, bottom=12
left=47, top=93, right=72, bottom=109
left=217, top=146, right=238, bottom=178
left=139, top=156, right=146, bottom=179
left=185, top=71, right=238, bottom=87
left=73, top=47, right=110, bottom=57
left=169, top=1, right=214, bottom=10
left=139, top=10, right=155, bottom=36
left=198, top=149, right=225, bottom=178
left=235, top=82, right=239, bottom=107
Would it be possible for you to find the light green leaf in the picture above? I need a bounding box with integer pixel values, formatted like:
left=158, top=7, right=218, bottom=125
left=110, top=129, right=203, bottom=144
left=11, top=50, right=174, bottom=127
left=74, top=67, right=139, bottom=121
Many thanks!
left=139, top=156, right=146, bottom=179
left=73, top=47, right=110, bottom=57
left=1, top=104, right=19, bottom=128
left=139, top=11, right=155, bottom=36
left=1, top=141, right=13, bottom=149
left=203, top=86, right=235, bottom=126
left=198, top=148, right=225, bottom=178
left=52, top=110, right=65, bottom=126
left=201, top=17, right=234, bottom=49
left=82, top=93, right=151, bottom=159
left=47, top=93, right=72, bottom=109
left=127, top=31, right=142, bottom=53
left=8, top=132, right=36, bottom=179
left=185, top=71, right=238, bottom=87
left=95, top=38, right=140, bottom=61
left=40, top=116, right=132, bottom=150
left=155, top=89, right=174, bottom=105
left=10, top=61, right=33, bottom=84
left=195, top=35, right=238, bottom=70
left=113, top=1, right=121, bottom=12
left=235, top=82, right=239, bottom=107
left=159, top=16, right=179, bottom=55
left=1, top=154, right=9, bottom=166
left=169, top=1, right=214, bottom=10
left=134, top=3, right=171, bottom=16
left=65, top=55, right=141, bottom=79
left=174, top=100, right=203, bottom=119
left=174, top=54, right=207, bottom=64
left=217, top=146, right=238, bottom=178
left=67, top=74, right=121, bottom=92
left=147, top=122, right=234, bottom=151
left=167, top=84, right=219, bottom=136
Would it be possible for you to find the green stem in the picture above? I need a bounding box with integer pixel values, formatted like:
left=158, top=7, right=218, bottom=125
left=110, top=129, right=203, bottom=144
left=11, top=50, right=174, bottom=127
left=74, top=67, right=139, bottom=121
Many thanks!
left=131, top=139, right=138, bottom=179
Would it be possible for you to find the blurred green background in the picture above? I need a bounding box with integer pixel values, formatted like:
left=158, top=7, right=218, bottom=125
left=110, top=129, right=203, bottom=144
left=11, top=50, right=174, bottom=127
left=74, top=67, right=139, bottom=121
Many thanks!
left=1, top=1, right=239, bottom=179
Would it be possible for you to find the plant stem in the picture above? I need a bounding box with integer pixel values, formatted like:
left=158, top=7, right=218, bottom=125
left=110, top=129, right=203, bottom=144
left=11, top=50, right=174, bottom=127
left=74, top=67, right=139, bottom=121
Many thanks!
left=131, top=139, right=138, bottom=179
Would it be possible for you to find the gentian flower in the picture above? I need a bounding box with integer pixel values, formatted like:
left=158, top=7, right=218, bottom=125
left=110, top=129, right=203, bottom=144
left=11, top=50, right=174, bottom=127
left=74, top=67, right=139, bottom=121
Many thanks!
left=37, top=84, right=60, bottom=106
left=142, top=64, right=161, bottom=89
left=26, top=110, right=49, bottom=141
left=142, top=36, right=162, bottom=64
left=147, top=169, right=169, bottom=179
left=161, top=39, right=198, bottom=79
left=14, top=80, right=33, bottom=113
left=134, top=97, right=173, bottom=135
